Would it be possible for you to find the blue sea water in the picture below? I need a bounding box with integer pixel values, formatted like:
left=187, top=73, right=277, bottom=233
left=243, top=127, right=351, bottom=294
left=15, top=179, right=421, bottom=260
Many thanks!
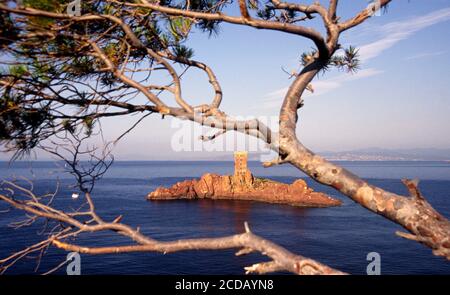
left=0, top=160, right=449, bottom=275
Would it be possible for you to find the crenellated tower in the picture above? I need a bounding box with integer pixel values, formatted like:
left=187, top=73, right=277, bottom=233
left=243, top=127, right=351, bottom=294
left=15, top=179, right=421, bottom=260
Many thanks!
left=233, top=151, right=253, bottom=185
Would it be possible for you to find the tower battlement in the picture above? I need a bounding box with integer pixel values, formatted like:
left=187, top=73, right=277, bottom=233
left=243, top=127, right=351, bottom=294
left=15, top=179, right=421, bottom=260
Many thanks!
left=234, top=151, right=248, bottom=176
left=233, top=151, right=253, bottom=185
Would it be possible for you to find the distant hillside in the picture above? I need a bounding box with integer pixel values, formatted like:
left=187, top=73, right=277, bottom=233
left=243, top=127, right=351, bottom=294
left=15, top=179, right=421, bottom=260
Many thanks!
left=16, top=148, right=448, bottom=161
left=147, top=148, right=450, bottom=161
left=319, top=148, right=450, bottom=161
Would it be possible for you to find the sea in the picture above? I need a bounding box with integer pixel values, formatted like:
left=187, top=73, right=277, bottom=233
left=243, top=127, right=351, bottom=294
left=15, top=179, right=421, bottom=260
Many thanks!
left=0, top=160, right=449, bottom=275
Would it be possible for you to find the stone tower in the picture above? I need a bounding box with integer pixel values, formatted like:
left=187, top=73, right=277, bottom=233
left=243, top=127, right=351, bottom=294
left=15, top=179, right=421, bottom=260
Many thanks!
left=234, top=151, right=248, bottom=176
left=233, top=151, right=253, bottom=185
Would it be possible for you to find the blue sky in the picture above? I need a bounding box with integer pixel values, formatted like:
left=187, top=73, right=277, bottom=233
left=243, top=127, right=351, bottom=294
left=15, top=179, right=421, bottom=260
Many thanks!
left=3, top=0, right=450, bottom=160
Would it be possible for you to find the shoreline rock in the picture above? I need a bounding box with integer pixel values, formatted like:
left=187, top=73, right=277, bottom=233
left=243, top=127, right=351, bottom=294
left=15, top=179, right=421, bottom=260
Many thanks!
left=147, top=173, right=342, bottom=207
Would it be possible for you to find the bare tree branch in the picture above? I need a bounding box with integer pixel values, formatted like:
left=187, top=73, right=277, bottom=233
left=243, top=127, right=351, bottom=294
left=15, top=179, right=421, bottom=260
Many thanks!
left=0, top=181, right=344, bottom=275
left=1, top=0, right=449, bottom=275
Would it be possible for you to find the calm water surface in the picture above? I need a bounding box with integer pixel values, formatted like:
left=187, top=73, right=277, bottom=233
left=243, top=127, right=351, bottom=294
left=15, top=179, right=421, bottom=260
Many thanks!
left=0, top=161, right=449, bottom=274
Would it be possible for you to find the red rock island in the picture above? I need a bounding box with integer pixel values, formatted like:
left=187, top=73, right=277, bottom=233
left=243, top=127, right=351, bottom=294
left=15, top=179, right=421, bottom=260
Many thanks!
left=147, top=152, right=342, bottom=207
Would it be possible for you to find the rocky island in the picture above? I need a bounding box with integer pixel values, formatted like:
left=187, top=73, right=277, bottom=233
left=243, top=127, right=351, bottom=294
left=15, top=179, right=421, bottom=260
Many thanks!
left=147, top=152, right=342, bottom=207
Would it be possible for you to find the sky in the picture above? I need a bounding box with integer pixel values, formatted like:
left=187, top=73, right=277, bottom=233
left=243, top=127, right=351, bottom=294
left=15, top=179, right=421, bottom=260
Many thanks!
left=3, top=0, right=450, bottom=160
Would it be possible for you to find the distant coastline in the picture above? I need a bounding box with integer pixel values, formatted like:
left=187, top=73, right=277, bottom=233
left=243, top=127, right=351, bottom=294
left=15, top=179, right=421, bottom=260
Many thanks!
left=1, top=147, right=450, bottom=162
left=1, top=159, right=450, bottom=164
